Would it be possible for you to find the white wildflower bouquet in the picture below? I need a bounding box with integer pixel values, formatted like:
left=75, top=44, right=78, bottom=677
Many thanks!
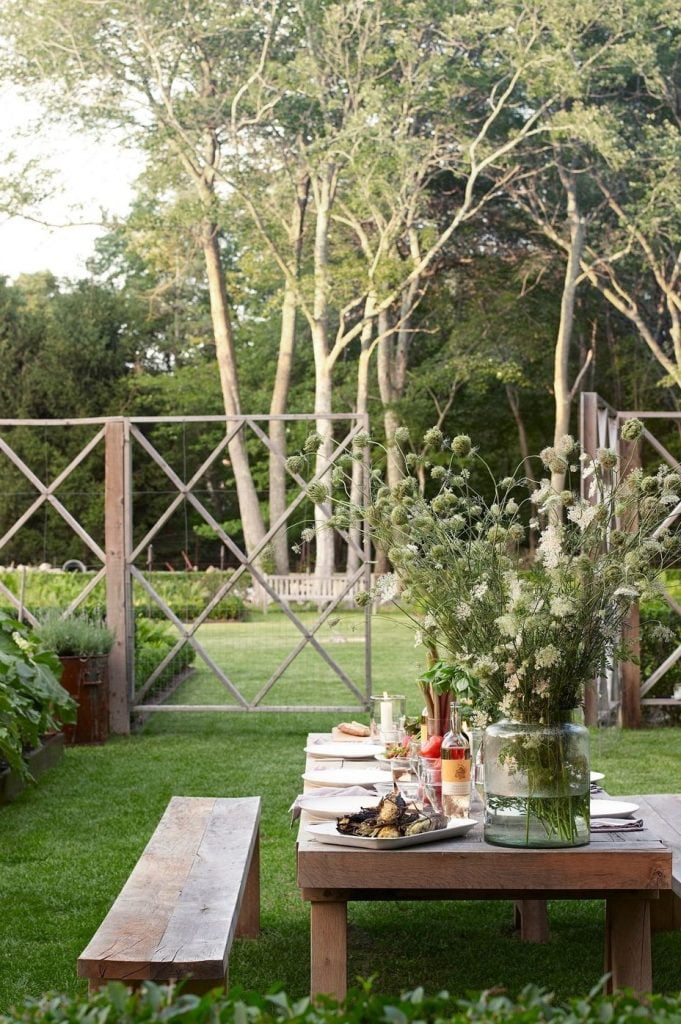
left=296, top=418, right=679, bottom=726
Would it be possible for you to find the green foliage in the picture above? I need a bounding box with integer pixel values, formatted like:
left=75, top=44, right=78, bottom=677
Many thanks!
left=134, top=618, right=196, bottom=698
left=0, top=611, right=75, bottom=778
left=0, top=571, right=246, bottom=624
left=6, top=978, right=681, bottom=1024
left=34, top=613, right=115, bottom=657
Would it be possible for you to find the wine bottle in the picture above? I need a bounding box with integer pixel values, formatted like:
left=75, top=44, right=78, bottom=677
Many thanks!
left=440, top=702, right=471, bottom=818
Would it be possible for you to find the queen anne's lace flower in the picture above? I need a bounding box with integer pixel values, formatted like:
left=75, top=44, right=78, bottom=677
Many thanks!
left=535, top=645, right=560, bottom=669
left=567, top=501, right=599, bottom=531
left=537, top=524, right=563, bottom=569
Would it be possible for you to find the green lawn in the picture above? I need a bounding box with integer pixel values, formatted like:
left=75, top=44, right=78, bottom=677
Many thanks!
left=1, top=610, right=680, bottom=1009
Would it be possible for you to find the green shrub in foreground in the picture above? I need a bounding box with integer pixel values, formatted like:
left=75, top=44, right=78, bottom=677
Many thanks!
left=4, top=982, right=681, bottom=1024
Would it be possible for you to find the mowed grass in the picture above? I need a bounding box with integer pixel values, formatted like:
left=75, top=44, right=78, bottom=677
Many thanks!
left=1, top=610, right=680, bottom=1009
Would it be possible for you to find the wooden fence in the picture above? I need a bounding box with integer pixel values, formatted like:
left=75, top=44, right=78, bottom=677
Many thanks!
left=0, top=414, right=373, bottom=731
left=580, top=392, right=681, bottom=727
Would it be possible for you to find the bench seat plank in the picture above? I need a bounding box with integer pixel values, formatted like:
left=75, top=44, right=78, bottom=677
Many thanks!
left=78, top=796, right=260, bottom=984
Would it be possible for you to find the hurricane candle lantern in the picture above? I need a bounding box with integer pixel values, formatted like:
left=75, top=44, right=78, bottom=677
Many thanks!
left=370, top=693, right=406, bottom=744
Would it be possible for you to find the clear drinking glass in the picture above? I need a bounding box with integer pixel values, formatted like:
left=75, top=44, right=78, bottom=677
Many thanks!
left=422, top=765, right=443, bottom=813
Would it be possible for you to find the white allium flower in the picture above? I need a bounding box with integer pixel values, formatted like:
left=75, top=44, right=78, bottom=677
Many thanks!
left=535, top=645, right=560, bottom=669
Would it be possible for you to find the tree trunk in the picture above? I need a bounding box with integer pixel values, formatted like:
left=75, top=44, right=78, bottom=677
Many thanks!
left=347, top=296, right=375, bottom=576
left=202, top=222, right=266, bottom=558
left=268, top=177, right=309, bottom=573
left=311, top=164, right=337, bottom=579
left=551, top=169, right=585, bottom=497
left=377, top=308, right=405, bottom=489
left=506, top=383, right=537, bottom=554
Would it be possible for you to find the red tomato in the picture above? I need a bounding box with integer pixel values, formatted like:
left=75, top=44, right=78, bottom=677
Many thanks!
left=420, top=734, right=442, bottom=758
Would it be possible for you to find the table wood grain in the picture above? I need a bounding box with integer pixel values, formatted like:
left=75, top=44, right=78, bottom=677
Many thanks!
left=296, top=734, right=673, bottom=999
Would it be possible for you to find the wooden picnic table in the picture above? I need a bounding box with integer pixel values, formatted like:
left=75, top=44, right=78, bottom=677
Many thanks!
left=296, top=733, right=672, bottom=999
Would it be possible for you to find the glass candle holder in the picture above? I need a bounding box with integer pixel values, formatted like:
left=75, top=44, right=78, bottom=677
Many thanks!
left=370, top=693, right=407, bottom=744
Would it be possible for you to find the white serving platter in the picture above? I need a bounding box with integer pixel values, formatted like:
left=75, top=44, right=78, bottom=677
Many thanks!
left=305, top=818, right=477, bottom=849
left=304, top=741, right=383, bottom=760
left=590, top=771, right=605, bottom=783
left=302, top=766, right=394, bottom=788
left=302, top=795, right=381, bottom=820
left=590, top=799, right=639, bottom=819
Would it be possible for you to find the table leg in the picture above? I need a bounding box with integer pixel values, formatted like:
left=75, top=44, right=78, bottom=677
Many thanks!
left=651, top=891, right=681, bottom=933
left=514, top=900, right=549, bottom=943
left=310, top=900, right=347, bottom=1000
left=604, top=895, right=652, bottom=995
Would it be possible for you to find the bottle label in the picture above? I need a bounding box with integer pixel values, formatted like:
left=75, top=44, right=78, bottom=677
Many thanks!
left=441, top=758, right=471, bottom=785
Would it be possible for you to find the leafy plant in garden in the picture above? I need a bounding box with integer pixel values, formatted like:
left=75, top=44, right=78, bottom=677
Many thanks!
left=35, top=613, right=115, bottom=657
left=134, top=617, right=196, bottom=698
left=0, top=612, right=75, bottom=778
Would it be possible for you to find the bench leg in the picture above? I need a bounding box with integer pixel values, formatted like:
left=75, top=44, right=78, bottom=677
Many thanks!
left=514, top=900, right=549, bottom=942
left=604, top=895, right=652, bottom=995
left=651, top=891, right=681, bottom=932
left=310, top=900, right=347, bottom=1000
left=236, top=828, right=260, bottom=938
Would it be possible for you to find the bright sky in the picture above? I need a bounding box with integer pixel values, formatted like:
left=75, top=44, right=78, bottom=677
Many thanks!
left=0, top=88, right=143, bottom=281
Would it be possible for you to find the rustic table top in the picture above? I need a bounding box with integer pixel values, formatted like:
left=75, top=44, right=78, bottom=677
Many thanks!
left=297, top=735, right=672, bottom=896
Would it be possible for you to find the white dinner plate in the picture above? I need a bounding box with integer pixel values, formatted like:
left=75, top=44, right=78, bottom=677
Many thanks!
left=302, top=795, right=381, bottom=820
left=305, top=818, right=478, bottom=849
left=304, top=741, right=383, bottom=760
left=590, top=799, right=639, bottom=819
left=590, top=771, right=605, bottom=783
left=302, top=766, right=393, bottom=788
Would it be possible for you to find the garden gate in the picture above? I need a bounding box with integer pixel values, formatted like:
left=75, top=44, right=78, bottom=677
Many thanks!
left=580, top=392, right=681, bottom=727
left=0, top=414, right=373, bottom=732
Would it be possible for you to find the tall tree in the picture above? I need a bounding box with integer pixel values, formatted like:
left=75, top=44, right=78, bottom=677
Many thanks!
left=1, top=0, right=284, bottom=557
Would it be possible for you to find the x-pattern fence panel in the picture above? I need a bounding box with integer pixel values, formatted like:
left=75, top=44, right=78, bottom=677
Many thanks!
left=0, top=414, right=373, bottom=728
left=580, top=393, right=681, bottom=726
left=127, top=414, right=372, bottom=715
left=0, top=420, right=108, bottom=626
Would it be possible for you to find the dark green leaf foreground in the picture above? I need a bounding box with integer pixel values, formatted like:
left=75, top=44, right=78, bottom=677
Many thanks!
left=5, top=981, right=681, bottom=1024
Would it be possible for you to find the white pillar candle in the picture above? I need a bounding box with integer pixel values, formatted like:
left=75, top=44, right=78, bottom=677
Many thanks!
left=380, top=695, right=393, bottom=735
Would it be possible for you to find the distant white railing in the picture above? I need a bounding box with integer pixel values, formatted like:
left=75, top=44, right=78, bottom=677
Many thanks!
left=263, top=573, right=377, bottom=608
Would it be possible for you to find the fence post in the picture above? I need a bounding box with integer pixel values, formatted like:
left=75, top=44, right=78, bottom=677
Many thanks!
left=580, top=393, right=600, bottom=726
left=105, top=419, right=132, bottom=734
left=618, top=428, right=642, bottom=728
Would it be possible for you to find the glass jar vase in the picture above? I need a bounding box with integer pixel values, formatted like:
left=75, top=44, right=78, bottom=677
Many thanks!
left=483, top=718, right=589, bottom=848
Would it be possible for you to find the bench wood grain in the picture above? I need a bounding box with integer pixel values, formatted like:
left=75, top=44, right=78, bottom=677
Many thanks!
left=78, top=796, right=260, bottom=992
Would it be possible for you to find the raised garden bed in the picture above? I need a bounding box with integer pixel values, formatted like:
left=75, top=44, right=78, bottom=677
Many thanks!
left=0, top=732, right=64, bottom=806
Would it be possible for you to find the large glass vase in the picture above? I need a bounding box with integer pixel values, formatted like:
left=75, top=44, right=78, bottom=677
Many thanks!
left=483, top=718, right=589, bottom=848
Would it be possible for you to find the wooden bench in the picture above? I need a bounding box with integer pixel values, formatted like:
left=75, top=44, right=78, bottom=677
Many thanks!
left=622, top=794, right=681, bottom=931
left=78, top=796, right=261, bottom=993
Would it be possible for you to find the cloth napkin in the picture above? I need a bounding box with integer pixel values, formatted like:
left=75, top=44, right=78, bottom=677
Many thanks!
left=590, top=817, right=644, bottom=832
left=290, top=786, right=377, bottom=822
